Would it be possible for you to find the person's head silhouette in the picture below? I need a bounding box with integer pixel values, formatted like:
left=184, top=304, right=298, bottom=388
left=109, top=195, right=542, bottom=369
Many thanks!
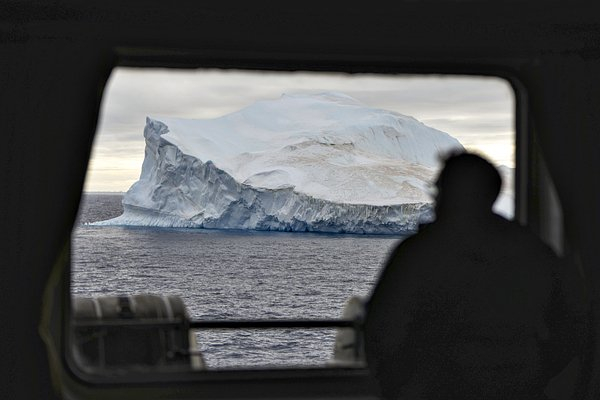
left=365, top=151, right=587, bottom=400
left=434, top=152, right=502, bottom=219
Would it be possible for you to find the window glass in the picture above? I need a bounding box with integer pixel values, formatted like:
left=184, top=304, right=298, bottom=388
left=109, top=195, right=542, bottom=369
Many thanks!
left=72, top=69, right=515, bottom=370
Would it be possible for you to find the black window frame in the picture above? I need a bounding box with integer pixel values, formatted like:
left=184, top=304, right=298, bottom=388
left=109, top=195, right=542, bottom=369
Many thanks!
left=42, top=50, right=526, bottom=400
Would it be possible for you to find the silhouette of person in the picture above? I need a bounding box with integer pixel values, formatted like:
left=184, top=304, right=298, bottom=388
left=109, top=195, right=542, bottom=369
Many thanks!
left=364, top=152, right=588, bottom=400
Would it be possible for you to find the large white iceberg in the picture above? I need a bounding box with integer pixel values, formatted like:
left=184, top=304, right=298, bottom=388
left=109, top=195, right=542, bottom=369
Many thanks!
left=94, top=92, right=511, bottom=234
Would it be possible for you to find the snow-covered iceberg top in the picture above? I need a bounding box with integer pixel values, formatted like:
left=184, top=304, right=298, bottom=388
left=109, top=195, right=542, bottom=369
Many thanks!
left=153, top=92, right=462, bottom=206
left=93, top=92, right=507, bottom=234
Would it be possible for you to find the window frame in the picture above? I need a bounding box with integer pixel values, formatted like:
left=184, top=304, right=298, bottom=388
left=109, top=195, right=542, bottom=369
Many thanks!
left=41, top=51, right=526, bottom=400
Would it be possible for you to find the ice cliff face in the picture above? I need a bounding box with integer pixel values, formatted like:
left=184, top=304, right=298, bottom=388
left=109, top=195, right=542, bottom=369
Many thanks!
left=95, top=92, right=468, bottom=234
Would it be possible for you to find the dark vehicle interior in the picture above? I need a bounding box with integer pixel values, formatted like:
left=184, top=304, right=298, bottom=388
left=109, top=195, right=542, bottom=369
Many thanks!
left=2, top=1, right=599, bottom=399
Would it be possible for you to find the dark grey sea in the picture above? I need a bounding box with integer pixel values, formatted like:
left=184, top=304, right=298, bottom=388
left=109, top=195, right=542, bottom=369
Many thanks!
left=71, top=193, right=405, bottom=369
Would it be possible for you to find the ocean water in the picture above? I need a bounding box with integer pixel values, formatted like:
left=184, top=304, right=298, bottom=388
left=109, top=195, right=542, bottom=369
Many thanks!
left=71, top=193, right=405, bottom=369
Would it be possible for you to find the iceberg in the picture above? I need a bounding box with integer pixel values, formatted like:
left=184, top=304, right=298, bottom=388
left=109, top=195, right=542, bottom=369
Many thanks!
left=94, top=92, right=480, bottom=234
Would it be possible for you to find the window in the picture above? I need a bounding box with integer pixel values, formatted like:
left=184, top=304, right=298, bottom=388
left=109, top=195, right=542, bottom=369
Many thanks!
left=70, top=68, right=516, bottom=373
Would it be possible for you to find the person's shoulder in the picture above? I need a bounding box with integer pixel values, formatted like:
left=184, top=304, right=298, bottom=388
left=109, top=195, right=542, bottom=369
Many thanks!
left=385, top=223, right=436, bottom=263
left=417, top=221, right=434, bottom=232
left=396, top=223, right=435, bottom=248
left=492, top=214, right=539, bottom=238
left=494, top=215, right=563, bottom=262
left=490, top=213, right=520, bottom=228
left=412, top=221, right=443, bottom=239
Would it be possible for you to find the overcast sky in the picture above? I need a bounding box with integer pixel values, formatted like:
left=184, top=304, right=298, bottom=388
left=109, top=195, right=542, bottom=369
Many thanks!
left=85, top=68, right=515, bottom=192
